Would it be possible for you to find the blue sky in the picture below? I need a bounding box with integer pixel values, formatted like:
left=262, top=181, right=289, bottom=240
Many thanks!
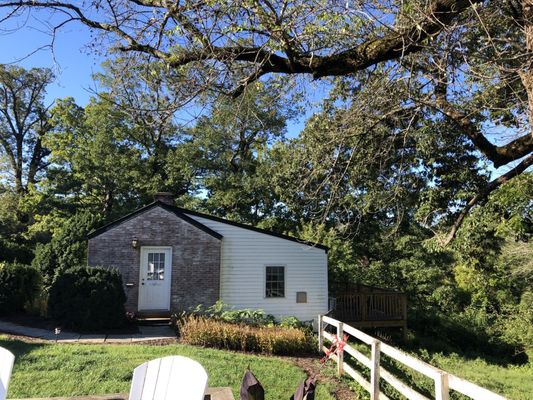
left=0, top=18, right=102, bottom=106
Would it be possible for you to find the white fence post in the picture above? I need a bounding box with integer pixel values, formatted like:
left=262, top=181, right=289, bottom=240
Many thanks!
left=317, top=314, right=323, bottom=353
left=370, top=340, right=381, bottom=400
left=318, top=316, right=504, bottom=400
left=337, top=321, right=344, bottom=376
left=435, top=371, right=450, bottom=400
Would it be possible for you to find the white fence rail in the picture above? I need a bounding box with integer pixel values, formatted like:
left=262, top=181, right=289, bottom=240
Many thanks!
left=318, top=315, right=506, bottom=400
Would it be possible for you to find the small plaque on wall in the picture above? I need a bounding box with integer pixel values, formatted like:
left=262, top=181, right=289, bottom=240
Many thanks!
left=296, top=291, right=307, bottom=303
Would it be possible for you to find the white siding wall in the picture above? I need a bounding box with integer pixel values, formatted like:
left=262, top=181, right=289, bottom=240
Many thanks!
left=185, top=214, right=328, bottom=321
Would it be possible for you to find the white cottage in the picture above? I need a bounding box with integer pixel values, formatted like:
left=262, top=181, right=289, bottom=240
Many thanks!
left=87, top=193, right=328, bottom=322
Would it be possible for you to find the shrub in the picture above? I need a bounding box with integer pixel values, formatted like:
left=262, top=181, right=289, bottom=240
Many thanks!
left=279, top=316, right=305, bottom=329
left=189, top=301, right=277, bottom=326
left=0, top=262, right=41, bottom=314
left=32, top=211, right=103, bottom=286
left=0, top=238, right=33, bottom=265
left=178, top=315, right=315, bottom=355
left=48, top=266, right=126, bottom=331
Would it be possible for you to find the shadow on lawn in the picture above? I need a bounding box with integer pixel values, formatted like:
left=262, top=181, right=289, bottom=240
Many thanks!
left=388, top=313, right=529, bottom=367
left=0, top=337, right=46, bottom=361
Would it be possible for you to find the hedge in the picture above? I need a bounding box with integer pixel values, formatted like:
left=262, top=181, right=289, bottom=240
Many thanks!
left=0, top=262, right=41, bottom=314
left=48, top=266, right=126, bottom=331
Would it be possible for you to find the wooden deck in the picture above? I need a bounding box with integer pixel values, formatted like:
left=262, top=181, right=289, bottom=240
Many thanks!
left=330, top=285, right=407, bottom=332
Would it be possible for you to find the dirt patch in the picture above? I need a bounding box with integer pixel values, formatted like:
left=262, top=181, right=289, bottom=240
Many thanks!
left=290, top=356, right=356, bottom=400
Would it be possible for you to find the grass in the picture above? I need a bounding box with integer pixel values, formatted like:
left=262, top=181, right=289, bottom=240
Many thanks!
left=404, top=331, right=533, bottom=400
left=0, top=336, right=335, bottom=400
left=423, top=352, right=533, bottom=400
left=322, top=332, right=533, bottom=400
left=4, top=332, right=531, bottom=400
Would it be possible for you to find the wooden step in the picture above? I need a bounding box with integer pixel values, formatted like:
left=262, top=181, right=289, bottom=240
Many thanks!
left=136, top=317, right=171, bottom=326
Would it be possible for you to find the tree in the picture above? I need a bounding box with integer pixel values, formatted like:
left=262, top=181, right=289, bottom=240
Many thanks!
left=176, top=81, right=291, bottom=223
left=46, top=97, right=143, bottom=218
left=0, top=65, right=54, bottom=258
left=0, top=65, right=53, bottom=195
left=92, top=58, right=192, bottom=196
left=1, top=1, right=531, bottom=240
left=32, top=210, right=103, bottom=285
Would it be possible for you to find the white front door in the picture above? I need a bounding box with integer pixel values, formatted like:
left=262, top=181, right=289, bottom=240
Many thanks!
left=138, top=247, right=172, bottom=311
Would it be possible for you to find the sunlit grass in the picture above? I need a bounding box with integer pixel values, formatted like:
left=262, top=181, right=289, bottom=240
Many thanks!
left=1, top=336, right=335, bottom=400
left=322, top=334, right=533, bottom=400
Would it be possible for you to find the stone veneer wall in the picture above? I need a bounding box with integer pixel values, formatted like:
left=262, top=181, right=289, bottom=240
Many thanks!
left=87, top=206, right=221, bottom=312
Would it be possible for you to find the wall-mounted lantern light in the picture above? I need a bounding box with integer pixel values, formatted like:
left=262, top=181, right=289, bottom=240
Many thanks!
left=132, top=237, right=139, bottom=249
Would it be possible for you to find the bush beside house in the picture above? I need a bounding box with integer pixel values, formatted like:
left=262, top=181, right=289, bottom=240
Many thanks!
left=32, top=211, right=103, bottom=286
left=0, top=262, right=41, bottom=314
left=48, top=266, right=126, bottom=330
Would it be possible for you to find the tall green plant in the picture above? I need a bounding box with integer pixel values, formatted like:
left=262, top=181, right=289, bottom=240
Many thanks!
left=0, top=262, right=41, bottom=314
left=32, top=211, right=103, bottom=285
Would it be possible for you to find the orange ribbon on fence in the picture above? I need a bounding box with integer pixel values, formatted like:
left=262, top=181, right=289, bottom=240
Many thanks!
left=320, top=334, right=349, bottom=365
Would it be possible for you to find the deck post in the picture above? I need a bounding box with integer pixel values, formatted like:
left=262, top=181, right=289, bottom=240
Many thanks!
left=336, top=321, right=344, bottom=376
left=435, top=371, right=450, bottom=400
left=362, top=294, right=368, bottom=322
left=370, top=340, right=381, bottom=400
left=317, top=314, right=323, bottom=353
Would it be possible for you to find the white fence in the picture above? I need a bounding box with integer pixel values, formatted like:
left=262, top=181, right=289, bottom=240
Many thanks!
left=318, top=315, right=506, bottom=400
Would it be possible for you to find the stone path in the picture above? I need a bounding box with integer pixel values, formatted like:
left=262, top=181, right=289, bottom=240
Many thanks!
left=0, top=320, right=175, bottom=343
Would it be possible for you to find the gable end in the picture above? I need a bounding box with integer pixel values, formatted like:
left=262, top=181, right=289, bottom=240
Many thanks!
left=87, top=202, right=223, bottom=240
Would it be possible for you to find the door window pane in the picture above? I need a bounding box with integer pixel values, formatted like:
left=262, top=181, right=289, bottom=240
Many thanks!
left=147, top=252, right=165, bottom=280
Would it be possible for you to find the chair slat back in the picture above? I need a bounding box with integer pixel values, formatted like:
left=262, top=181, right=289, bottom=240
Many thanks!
left=0, top=347, right=15, bottom=400
left=129, top=356, right=208, bottom=400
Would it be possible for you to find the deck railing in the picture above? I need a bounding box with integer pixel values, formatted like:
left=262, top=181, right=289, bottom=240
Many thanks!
left=331, top=290, right=407, bottom=332
left=334, top=292, right=407, bottom=322
left=318, top=315, right=506, bottom=400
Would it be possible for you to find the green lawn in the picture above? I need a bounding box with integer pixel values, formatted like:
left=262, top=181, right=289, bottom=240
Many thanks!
left=425, top=352, right=533, bottom=400
left=0, top=336, right=335, bottom=400
left=5, top=334, right=530, bottom=400
left=331, top=337, right=533, bottom=400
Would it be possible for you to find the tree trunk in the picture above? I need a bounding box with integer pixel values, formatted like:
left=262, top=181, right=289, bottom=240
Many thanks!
left=521, top=0, right=533, bottom=130
left=103, top=190, right=114, bottom=220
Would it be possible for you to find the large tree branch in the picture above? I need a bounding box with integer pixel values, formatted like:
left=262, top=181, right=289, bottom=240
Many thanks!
left=442, top=153, right=533, bottom=246
left=2, top=0, right=482, bottom=78
left=435, top=92, right=533, bottom=166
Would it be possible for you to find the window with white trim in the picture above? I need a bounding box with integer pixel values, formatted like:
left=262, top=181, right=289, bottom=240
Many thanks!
left=265, top=266, right=285, bottom=298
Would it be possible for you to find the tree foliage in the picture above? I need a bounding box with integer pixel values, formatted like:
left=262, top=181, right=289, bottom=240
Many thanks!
left=177, top=81, right=292, bottom=223
left=32, top=210, right=103, bottom=286
left=0, top=65, right=53, bottom=195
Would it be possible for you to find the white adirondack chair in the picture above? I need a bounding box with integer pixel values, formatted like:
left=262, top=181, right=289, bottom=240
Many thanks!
left=129, top=356, right=208, bottom=400
left=0, top=347, right=15, bottom=400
